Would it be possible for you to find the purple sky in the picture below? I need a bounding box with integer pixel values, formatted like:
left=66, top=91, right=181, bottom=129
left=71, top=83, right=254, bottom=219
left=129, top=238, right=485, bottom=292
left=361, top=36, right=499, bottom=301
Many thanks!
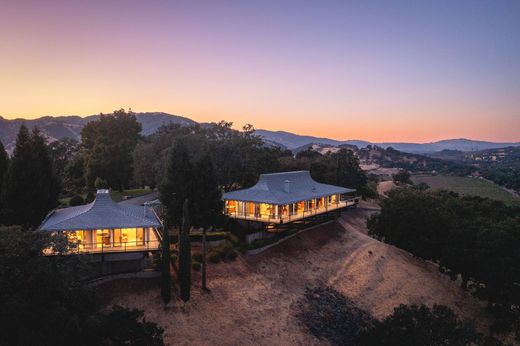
left=1, top=0, right=519, bottom=141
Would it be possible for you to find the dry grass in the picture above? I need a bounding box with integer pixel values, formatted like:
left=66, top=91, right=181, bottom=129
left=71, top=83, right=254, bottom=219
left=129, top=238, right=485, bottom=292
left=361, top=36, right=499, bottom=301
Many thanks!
left=100, top=203, right=493, bottom=345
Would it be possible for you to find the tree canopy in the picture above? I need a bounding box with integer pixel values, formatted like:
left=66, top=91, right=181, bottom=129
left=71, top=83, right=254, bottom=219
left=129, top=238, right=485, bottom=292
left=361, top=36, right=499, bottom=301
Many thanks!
left=82, top=109, right=142, bottom=190
left=1, top=125, right=60, bottom=226
left=0, top=225, right=164, bottom=345
left=368, top=187, right=520, bottom=335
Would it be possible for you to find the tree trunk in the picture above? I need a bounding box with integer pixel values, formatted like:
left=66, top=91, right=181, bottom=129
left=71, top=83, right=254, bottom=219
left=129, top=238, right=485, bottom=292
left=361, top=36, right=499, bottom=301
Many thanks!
left=202, top=225, right=210, bottom=292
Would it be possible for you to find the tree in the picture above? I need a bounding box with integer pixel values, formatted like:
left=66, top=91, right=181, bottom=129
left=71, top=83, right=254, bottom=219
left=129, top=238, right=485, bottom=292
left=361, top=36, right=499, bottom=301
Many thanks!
left=82, top=109, right=141, bottom=190
left=160, top=216, right=171, bottom=308
left=160, top=142, right=193, bottom=227
left=0, top=225, right=165, bottom=345
left=0, top=140, right=8, bottom=212
left=63, top=151, right=86, bottom=193
left=361, top=304, right=483, bottom=346
left=393, top=169, right=412, bottom=185
left=192, top=151, right=222, bottom=228
left=368, top=187, right=520, bottom=335
left=48, top=138, right=80, bottom=181
left=95, top=177, right=109, bottom=189
left=1, top=126, right=60, bottom=226
left=178, top=199, right=191, bottom=305
left=334, top=148, right=367, bottom=190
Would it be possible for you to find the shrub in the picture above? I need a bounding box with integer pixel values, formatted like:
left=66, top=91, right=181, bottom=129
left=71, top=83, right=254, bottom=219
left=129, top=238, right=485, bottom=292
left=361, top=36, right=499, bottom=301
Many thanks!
left=69, top=195, right=84, bottom=206
left=85, top=191, right=95, bottom=203
left=208, top=252, right=221, bottom=264
left=192, top=252, right=203, bottom=262
left=191, top=262, right=201, bottom=271
left=226, top=250, right=239, bottom=261
left=94, top=177, right=109, bottom=189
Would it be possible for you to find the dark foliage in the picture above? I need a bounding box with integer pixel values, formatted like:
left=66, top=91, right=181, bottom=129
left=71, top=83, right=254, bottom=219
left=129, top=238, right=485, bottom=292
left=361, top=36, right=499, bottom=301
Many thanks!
left=362, top=304, right=487, bottom=346
left=82, top=109, right=142, bottom=190
left=69, top=194, right=85, bottom=206
left=160, top=141, right=193, bottom=227
left=48, top=138, right=80, bottom=182
left=179, top=199, right=191, bottom=303
left=160, top=219, right=171, bottom=308
left=192, top=151, right=223, bottom=228
left=0, top=140, right=8, bottom=213
left=368, top=187, right=520, bottom=334
left=1, top=125, right=60, bottom=226
left=392, top=169, right=412, bottom=185
left=0, top=226, right=164, bottom=345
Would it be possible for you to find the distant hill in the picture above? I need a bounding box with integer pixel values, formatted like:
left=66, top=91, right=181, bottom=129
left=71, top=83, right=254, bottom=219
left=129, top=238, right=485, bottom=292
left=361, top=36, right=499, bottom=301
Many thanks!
left=0, top=112, right=196, bottom=152
left=255, top=129, right=520, bottom=153
left=1, top=113, right=518, bottom=155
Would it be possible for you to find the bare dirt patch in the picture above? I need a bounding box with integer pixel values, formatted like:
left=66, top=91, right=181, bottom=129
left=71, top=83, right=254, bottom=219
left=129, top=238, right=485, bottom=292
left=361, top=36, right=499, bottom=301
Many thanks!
left=377, top=180, right=397, bottom=196
left=101, top=204, right=491, bottom=345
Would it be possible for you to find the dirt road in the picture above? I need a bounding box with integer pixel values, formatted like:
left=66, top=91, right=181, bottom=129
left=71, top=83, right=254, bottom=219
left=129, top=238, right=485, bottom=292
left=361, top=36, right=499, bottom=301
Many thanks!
left=103, top=204, right=490, bottom=345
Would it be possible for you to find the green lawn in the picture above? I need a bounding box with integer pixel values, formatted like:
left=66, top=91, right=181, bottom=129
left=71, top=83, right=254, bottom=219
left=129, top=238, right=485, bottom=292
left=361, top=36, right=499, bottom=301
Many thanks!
left=412, top=175, right=520, bottom=206
left=60, top=188, right=153, bottom=206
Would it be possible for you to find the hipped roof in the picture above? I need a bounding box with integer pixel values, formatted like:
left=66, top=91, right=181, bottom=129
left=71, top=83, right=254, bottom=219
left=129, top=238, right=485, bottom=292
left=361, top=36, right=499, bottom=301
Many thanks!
left=39, top=190, right=162, bottom=231
left=222, top=171, right=354, bottom=205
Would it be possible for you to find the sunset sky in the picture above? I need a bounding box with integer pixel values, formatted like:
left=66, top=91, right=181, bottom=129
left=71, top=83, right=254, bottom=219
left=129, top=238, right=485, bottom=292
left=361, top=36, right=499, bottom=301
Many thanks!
left=0, top=0, right=519, bottom=142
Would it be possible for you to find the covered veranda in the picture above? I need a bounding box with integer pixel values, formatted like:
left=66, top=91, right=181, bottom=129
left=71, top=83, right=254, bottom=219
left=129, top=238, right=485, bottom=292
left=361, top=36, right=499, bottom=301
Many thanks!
left=39, top=189, right=162, bottom=254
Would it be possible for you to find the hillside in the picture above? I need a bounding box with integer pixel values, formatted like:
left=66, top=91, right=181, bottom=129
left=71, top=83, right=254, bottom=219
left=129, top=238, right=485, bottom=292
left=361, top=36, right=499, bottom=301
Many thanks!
left=1, top=113, right=518, bottom=155
left=101, top=205, right=491, bottom=345
left=0, top=112, right=196, bottom=152
left=256, top=129, right=520, bottom=153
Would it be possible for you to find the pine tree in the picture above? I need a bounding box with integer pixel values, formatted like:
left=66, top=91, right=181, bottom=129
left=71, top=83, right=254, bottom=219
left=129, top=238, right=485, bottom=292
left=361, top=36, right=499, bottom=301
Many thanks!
left=0, top=141, right=8, bottom=212
left=159, top=141, right=193, bottom=228
left=160, top=218, right=171, bottom=308
left=2, top=126, right=60, bottom=226
left=179, top=199, right=191, bottom=305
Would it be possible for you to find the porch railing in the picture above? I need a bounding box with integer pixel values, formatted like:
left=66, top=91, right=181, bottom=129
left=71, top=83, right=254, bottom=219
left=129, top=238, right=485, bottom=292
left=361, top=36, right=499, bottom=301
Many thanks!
left=69, top=239, right=161, bottom=254
left=226, top=199, right=355, bottom=224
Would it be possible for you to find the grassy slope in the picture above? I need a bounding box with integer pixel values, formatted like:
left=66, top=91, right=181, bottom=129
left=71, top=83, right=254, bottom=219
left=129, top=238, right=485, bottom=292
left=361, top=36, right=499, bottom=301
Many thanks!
left=412, top=175, right=520, bottom=206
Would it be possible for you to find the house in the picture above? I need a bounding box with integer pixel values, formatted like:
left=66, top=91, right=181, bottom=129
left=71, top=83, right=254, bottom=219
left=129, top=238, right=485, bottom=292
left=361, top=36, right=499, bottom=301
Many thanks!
left=39, top=189, right=162, bottom=254
left=223, top=171, right=356, bottom=224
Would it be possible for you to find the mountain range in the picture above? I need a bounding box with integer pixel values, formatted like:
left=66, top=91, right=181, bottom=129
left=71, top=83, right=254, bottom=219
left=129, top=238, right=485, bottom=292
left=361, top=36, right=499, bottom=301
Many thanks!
left=0, top=112, right=518, bottom=154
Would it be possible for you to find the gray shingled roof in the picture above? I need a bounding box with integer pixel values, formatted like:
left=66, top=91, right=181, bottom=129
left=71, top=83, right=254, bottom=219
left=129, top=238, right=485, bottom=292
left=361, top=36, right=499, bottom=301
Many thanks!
left=222, top=171, right=354, bottom=205
left=39, top=190, right=162, bottom=231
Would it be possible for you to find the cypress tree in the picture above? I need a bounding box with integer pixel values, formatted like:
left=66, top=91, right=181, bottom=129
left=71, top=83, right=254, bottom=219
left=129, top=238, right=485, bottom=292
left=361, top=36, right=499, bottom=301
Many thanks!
left=2, top=126, right=60, bottom=226
left=179, top=199, right=191, bottom=305
left=193, top=151, right=221, bottom=292
left=193, top=152, right=222, bottom=228
left=160, top=218, right=171, bottom=308
left=160, top=142, right=193, bottom=228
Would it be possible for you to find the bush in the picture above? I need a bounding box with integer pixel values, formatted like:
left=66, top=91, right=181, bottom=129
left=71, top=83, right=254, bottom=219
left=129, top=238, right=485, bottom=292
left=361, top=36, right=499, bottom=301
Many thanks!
left=94, top=177, right=109, bottom=189
left=192, top=252, right=203, bottom=263
left=69, top=195, right=84, bottom=206
left=208, top=252, right=221, bottom=264
left=85, top=191, right=95, bottom=203
left=191, top=262, right=201, bottom=271
left=226, top=250, right=239, bottom=261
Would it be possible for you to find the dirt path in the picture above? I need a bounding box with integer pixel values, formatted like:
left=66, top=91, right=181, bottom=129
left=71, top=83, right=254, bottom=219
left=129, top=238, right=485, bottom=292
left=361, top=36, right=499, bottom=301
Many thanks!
left=102, top=204, right=491, bottom=345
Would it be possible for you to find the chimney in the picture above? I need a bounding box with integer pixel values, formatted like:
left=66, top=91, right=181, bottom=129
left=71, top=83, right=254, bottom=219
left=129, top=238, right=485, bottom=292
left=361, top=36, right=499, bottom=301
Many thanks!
left=284, top=180, right=291, bottom=193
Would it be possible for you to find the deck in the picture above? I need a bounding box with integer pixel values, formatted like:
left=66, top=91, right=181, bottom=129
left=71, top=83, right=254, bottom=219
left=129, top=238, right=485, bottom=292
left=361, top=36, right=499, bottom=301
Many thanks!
left=68, top=240, right=161, bottom=254
left=227, top=200, right=356, bottom=224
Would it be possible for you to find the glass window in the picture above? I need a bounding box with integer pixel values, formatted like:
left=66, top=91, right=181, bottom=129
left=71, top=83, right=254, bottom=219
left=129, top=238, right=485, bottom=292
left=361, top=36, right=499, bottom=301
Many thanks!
left=96, top=229, right=111, bottom=248
left=113, top=228, right=122, bottom=247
